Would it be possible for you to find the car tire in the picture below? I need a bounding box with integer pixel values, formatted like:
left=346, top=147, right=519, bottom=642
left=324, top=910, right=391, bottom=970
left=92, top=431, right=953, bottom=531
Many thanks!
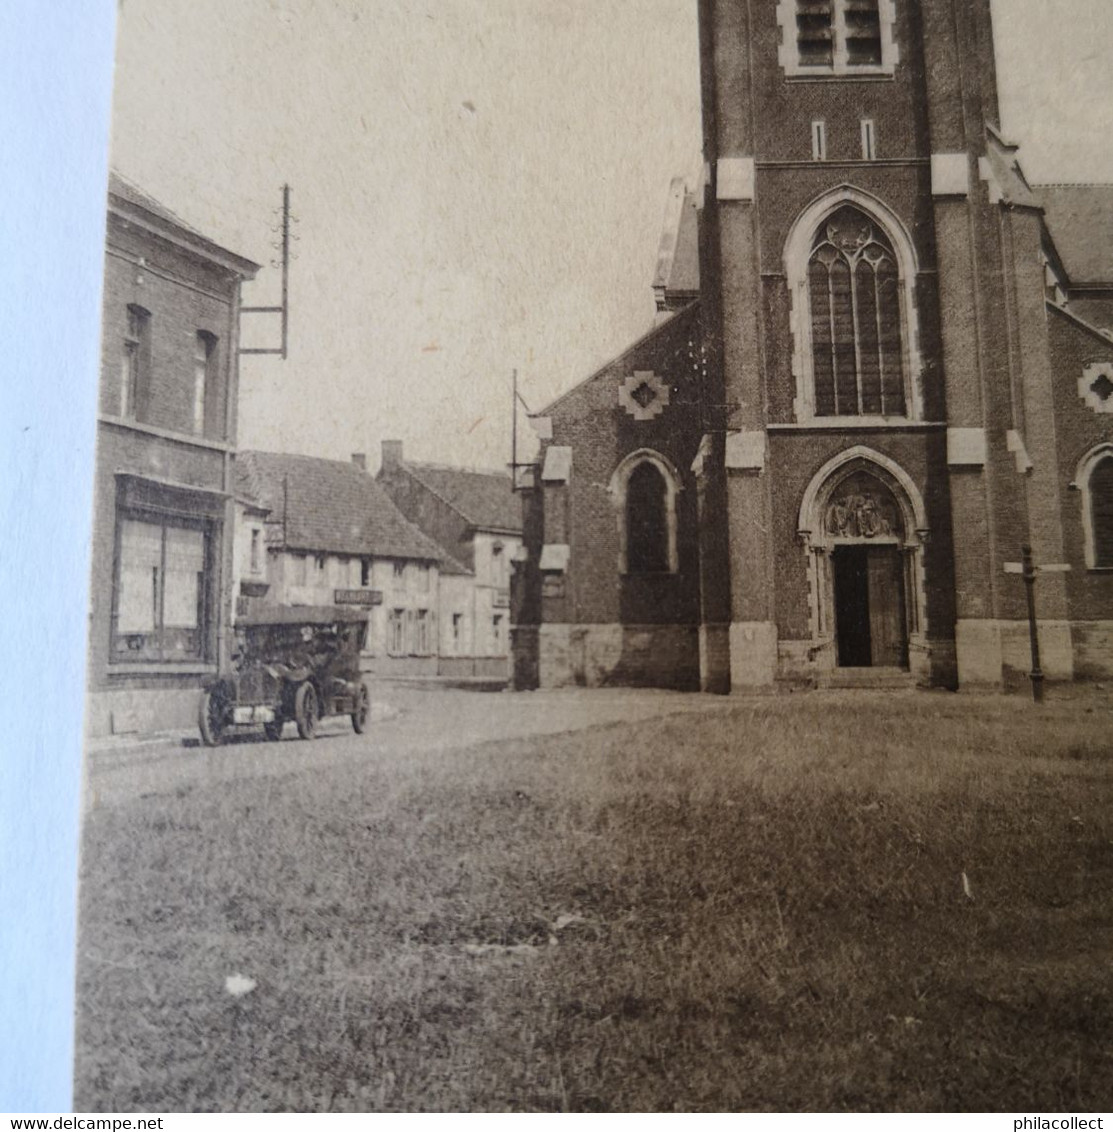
left=351, top=682, right=370, bottom=734
left=295, top=682, right=318, bottom=740
left=263, top=719, right=283, bottom=742
left=198, top=691, right=225, bottom=747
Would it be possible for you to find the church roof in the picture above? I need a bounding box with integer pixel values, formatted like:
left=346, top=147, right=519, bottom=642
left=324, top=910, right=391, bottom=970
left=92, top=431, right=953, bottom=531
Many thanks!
left=652, top=178, right=700, bottom=302
left=1038, top=184, right=1113, bottom=286
left=236, top=450, right=447, bottom=561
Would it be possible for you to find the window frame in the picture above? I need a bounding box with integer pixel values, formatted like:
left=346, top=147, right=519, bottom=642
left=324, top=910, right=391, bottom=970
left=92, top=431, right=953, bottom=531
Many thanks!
left=811, top=120, right=827, bottom=161
left=609, top=449, right=682, bottom=577
left=121, top=304, right=150, bottom=419
left=785, top=188, right=923, bottom=424
left=110, top=508, right=212, bottom=664
left=861, top=119, right=877, bottom=160
left=777, top=0, right=899, bottom=79
left=192, top=330, right=217, bottom=437
left=388, top=608, right=406, bottom=655
left=1075, top=444, right=1113, bottom=571
left=249, top=528, right=262, bottom=575
left=414, top=609, right=432, bottom=656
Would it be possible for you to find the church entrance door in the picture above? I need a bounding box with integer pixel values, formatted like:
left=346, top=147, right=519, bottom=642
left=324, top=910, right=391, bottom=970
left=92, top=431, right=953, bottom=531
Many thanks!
left=832, top=545, right=908, bottom=668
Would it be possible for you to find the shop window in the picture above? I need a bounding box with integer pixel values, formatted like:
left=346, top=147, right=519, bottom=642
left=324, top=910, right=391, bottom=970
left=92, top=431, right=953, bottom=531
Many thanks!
left=112, top=514, right=209, bottom=662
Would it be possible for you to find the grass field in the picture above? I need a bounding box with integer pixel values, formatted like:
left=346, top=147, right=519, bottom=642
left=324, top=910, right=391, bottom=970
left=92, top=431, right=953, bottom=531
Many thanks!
left=74, top=691, right=1113, bottom=1112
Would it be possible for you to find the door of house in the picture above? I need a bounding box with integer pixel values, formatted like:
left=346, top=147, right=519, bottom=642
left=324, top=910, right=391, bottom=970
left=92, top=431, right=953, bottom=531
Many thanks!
left=833, top=545, right=908, bottom=668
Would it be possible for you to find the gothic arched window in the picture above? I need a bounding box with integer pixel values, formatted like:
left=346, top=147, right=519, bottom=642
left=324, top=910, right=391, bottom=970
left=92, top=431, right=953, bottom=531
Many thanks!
left=626, top=461, right=669, bottom=574
left=1089, top=455, right=1113, bottom=569
left=808, top=204, right=906, bottom=417
left=611, top=450, right=681, bottom=576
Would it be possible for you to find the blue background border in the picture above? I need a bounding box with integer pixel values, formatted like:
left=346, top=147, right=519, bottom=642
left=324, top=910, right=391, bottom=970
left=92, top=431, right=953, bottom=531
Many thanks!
left=0, top=1, right=116, bottom=1112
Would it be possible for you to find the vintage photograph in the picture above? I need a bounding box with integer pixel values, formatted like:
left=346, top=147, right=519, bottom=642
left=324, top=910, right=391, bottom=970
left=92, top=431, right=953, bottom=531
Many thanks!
left=74, top=0, right=1113, bottom=1112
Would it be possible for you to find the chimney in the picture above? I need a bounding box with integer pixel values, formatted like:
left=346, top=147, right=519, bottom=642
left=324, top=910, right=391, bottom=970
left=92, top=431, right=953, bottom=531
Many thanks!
left=381, top=439, right=404, bottom=472
left=351, top=453, right=367, bottom=472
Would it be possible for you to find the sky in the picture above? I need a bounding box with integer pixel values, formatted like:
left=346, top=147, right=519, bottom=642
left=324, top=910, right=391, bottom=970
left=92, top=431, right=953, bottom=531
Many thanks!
left=107, top=0, right=1113, bottom=473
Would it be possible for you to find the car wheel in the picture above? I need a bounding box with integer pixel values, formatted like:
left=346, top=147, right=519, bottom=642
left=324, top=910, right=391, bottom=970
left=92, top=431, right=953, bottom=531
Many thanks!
left=198, top=691, right=225, bottom=747
left=295, top=682, right=318, bottom=740
left=351, top=683, right=370, bottom=734
left=263, top=719, right=283, bottom=742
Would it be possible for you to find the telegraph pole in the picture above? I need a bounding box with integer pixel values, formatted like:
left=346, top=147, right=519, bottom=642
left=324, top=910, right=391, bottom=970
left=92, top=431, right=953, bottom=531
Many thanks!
left=240, top=183, right=293, bottom=359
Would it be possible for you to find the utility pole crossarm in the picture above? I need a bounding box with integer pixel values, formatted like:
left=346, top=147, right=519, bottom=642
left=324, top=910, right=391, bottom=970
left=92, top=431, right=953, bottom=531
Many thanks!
left=239, top=183, right=292, bottom=360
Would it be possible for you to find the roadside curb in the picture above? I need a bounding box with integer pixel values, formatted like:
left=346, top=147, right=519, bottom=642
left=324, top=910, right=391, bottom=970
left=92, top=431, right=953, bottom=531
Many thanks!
left=85, top=730, right=195, bottom=757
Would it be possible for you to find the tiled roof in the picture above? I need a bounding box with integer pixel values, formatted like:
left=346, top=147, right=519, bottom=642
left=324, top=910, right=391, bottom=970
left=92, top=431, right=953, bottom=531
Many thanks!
left=404, top=462, right=524, bottom=533
left=436, top=549, right=475, bottom=576
left=1038, top=184, right=1113, bottom=286
left=238, top=451, right=447, bottom=561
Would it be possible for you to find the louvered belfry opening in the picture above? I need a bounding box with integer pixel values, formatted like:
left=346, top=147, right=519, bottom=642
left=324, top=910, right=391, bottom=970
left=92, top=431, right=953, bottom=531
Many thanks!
left=796, top=1, right=882, bottom=69
left=844, top=0, right=882, bottom=65
left=1092, top=457, right=1113, bottom=568
left=796, top=0, right=835, bottom=68
left=808, top=205, right=906, bottom=417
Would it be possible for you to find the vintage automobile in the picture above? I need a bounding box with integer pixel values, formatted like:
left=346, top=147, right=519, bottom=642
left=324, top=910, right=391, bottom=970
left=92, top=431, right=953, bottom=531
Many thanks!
left=198, top=606, right=371, bottom=746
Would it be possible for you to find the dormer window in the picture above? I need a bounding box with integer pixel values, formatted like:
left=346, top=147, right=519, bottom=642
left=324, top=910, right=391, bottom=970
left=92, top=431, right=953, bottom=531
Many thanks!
left=778, top=0, right=898, bottom=78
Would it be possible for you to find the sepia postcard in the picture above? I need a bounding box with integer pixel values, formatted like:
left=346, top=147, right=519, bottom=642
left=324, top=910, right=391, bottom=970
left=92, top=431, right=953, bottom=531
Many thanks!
left=10, top=0, right=1113, bottom=1115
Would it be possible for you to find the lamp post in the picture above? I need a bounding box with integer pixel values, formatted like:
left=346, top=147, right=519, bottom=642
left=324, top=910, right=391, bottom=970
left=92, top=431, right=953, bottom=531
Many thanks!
left=1021, top=546, right=1043, bottom=703
left=1004, top=548, right=1070, bottom=703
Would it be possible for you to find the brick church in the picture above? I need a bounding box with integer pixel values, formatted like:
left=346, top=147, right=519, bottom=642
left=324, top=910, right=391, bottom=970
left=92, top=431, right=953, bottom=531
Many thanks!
left=513, top=0, right=1113, bottom=692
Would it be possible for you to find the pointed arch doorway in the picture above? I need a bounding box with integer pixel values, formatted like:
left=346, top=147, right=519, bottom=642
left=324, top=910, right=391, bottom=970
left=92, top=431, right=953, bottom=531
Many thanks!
left=831, top=531, right=907, bottom=668
left=799, top=448, right=929, bottom=676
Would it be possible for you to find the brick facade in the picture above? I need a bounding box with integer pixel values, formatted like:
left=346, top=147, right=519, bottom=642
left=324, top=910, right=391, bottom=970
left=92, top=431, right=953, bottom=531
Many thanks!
left=515, top=0, right=1113, bottom=692
left=86, top=176, right=258, bottom=736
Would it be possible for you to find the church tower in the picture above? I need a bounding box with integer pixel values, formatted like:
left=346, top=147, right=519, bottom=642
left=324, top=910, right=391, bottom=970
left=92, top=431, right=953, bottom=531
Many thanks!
left=697, top=0, right=1072, bottom=689
left=513, top=1, right=1113, bottom=694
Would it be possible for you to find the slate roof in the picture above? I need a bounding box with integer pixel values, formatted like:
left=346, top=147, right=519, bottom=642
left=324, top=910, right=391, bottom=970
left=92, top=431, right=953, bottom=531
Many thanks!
left=403, top=462, right=524, bottom=534
left=237, top=451, right=448, bottom=561
left=107, top=170, right=260, bottom=277
left=1038, top=184, right=1113, bottom=286
left=109, top=172, right=206, bottom=237
left=652, top=180, right=700, bottom=301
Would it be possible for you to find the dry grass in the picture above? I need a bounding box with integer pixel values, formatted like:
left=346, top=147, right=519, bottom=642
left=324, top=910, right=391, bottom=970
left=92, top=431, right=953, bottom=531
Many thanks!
left=75, top=691, right=1113, bottom=1111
